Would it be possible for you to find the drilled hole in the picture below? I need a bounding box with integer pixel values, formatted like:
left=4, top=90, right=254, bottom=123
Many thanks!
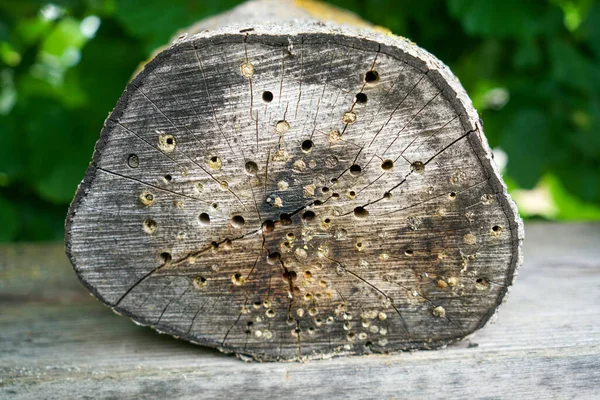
left=322, top=186, right=330, bottom=193
left=355, top=92, right=368, bottom=104
left=163, top=174, right=172, bottom=183
left=267, top=252, right=281, bottom=265
left=199, top=213, right=210, bottom=225
left=383, top=192, right=392, bottom=200
left=127, top=154, right=139, bottom=168
left=404, top=249, right=413, bottom=256
left=262, top=219, right=275, bottom=232
left=348, top=190, right=356, bottom=199
left=192, top=276, right=207, bottom=289
left=282, top=269, right=297, bottom=281
left=302, top=210, right=316, bottom=222
left=475, top=277, right=490, bottom=290
left=365, top=70, right=379, bottom=83
left=492, top=225, right=502, bottom=233
left=314, top=200, right=323, bottom=206
left=332, top=192, right=340, bottom=199
left=262, top=91, right=274, bottom=102
left=349, top=164, right=362, bottom=176
left=245, top=160, right=258, bottom=175
left=324, top=218, right=331, bottom=224
left=231, top=272, right=245, bottom=286
left=449, top=192, right=457, bottom=199
left=276, top=120, right=290, bottom=134
left=411, top=161, right=425, bottom=172
left=158, top=135, right=176, bottom=153
left=160, top=252, right=172, bottom=263
left=381, top=159, right=394, bottom=171
left=231, top=215, right=245, bottom=228
left=143, top=218, right=157, bottom=234
left=208, top=156, right=222, bottom=171
left=354, top=207, right=369, bottom=219
left=280, top=213, right=292, bottom=225
left=301, top=139, right=314, bottom=153
left=140, top=191, right=154, bottom=206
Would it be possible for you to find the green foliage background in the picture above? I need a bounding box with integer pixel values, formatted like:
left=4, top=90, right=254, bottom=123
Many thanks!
left=0, top=0, right=599, bottom=242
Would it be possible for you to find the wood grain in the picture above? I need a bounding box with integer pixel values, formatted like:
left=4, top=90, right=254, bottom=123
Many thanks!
left=65, top=0, right=522, bottom=361
left=1, top=223, right=598, bottom=399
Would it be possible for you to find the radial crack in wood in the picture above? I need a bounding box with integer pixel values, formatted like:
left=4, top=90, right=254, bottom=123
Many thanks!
left=65, top=0, right=523, bottom=362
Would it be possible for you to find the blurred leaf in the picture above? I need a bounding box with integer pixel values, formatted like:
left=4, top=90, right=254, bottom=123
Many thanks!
left=0, top=115, right=26, bottom=180
left=501, top=109, right=551, bottom=189
left=0, top=195, right=19, bottom=242
left=446, top=0, right=553, bottom=39
left=41, top=17, right=86, bottom=57
left=580, top=3, right=600, bottom=60
left=548, top=38, right=600, bottom=93
left=74, top=17, right=144, bottom=125
left=14, top=16, right=53, bottom=47
left=546, top=174, right=600, bottom=220
left=114, top=0, right=242, bottom=53
left=14, top=97, right=93, bottom=203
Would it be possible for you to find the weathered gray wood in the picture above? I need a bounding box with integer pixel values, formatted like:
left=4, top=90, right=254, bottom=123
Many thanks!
left=1, top=223, right=598, bottom=399
left=65, top=0, right=523, bottom=361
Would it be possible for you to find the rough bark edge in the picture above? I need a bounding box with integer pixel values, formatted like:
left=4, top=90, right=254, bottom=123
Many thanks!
left=65, top=23, right=524, bottom=362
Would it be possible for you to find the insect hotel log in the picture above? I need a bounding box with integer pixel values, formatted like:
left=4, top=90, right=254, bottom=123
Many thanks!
left=65, top=0, right=524, bottom=361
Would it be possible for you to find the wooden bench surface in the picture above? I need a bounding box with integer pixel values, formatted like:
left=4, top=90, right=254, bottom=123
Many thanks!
left=1, top=222, right=599, bottom=399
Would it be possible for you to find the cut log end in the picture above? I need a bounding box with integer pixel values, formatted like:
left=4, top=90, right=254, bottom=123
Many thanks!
left=65, top=16, right=522, bottom=361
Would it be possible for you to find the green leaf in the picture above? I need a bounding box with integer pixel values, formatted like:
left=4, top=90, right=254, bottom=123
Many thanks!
left=547, top=38, right=600, bottom=93
left=501, top=109, right=551, bottom=189
left=0, top=115, right=26, bottom=180
left=546, top=174, right=600, bottom=220
left=580, top=3, right=600, bottom=60
left=114, top=0, right=242, bottom=53
left=0, top=195, right=19, bottom=242
left=446, top=0, right=553, bottom=39
left=14, top=97, right=92, bottom=204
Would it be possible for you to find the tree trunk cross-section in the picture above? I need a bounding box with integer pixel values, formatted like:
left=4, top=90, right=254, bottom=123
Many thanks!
left=65, top=0, right=523, bottom=361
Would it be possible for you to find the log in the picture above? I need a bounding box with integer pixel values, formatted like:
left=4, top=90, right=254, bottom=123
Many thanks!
left=65, top=0, right=523, bottom=361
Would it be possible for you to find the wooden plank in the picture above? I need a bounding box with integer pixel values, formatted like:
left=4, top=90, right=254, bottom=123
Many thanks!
left=65, top=0, right=522, bottom=361
left=1, top=223, right=598, bottom=399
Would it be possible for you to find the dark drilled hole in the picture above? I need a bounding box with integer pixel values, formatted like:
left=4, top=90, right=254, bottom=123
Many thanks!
left=365, top=70, right=379, bottom=83
left=262, top=219, right=275, bottom=232
left=280, top=213, right=292, bottom=225
left=381, top=159, right=394, bottom=171
left=231, top=215, right=245, bottom=228
left=302, top=210, right=316, bottom=222
left=262, top=91, right=273, bottom=102
left=160, top=252, right=172, bottom=263
left=354, top=207, right=369, bottom=219
left=349, top=164, right=362, bottom=176
left=301, top=139, right=314, bottom=153
left=245, top=161, right=258, bottom=175
left=199, top=213, right=210, bottom=225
